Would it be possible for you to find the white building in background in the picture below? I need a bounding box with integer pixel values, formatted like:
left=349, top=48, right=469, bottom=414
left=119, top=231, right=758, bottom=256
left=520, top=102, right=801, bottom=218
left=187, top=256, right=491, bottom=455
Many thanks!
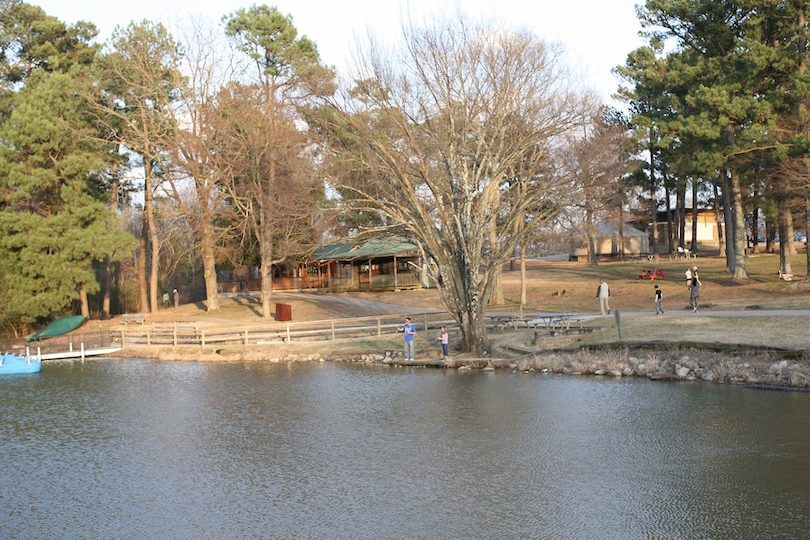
left=572, top=221, right=651, bottom=260
left=651, top=210, right=721, bottom=254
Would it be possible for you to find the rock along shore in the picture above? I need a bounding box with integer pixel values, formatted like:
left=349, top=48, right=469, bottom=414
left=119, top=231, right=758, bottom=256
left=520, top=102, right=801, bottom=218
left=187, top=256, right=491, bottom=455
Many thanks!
left=113, top=343, right=810, bottom=391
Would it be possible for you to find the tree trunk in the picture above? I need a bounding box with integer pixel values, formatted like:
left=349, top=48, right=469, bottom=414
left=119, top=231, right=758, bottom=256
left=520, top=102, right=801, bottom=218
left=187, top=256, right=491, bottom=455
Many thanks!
left=102, top=255, right=112, bottom=319
left=458, top=308, right=487, bottom=358
left=259, top=208, right=273, bottom=319
left=729, top=168, right=749, bottom=280
left=665, top=181, right=674, bottom=253
left=435, top=252, right=490, bottom=357
left=785, top=206, right=797, bottom=256
left=649, top=130, right=659, bottom=257
left=519, top=243, right=527, bottom=306
left=195, top=180, right=220, bottom=312
left=650, top=194, right=659, bottom=258
left=779, top=200, right=792, bottom=275
left=713, top=181, right=726, bottom=258
left=691, top=178, right=699, bottom=251
left=200, top=227, right=220, bottom=312
left=78, top=284, right=89, bottom=317
left=488, top=216, right=504, bottom=305
left=144, top=161, right=160, bottom=313
left=138, top=223, right=149, bottom=313
left=750, top=206, right=759, bottom=253
left=586, top=205, right=598, bottom=266
left=722, top=173, right=735, bottom=273
left=805, top=190, right=810, bottom=281
left=675, top=182, right=686, bottom=247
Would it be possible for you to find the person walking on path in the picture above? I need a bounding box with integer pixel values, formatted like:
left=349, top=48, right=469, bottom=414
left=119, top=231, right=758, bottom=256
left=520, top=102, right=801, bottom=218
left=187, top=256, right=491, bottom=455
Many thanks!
left=597, top=279, right=611, bottom=316
left=173, top=288, right=179, bottom=308
left=437, top=327, right=449, bottom=358
left=689, top=275, right=701, bottom=312
left=654, top=285, right=663, bottom=314
left=399, top=316, right=417, bottom=360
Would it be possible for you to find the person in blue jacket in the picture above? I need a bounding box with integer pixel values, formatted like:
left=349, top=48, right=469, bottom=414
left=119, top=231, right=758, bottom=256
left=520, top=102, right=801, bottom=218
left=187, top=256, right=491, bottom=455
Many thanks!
left=399, top=317, right=417, bottom=361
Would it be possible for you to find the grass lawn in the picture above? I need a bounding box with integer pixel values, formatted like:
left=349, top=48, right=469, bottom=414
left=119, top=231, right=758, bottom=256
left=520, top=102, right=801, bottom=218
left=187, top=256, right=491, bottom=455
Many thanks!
left=114, top=252, right=810, bottom=353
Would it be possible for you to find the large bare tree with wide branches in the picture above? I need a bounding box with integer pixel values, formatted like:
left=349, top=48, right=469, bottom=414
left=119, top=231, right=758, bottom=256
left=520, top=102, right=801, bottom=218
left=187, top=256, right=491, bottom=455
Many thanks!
left=324, top=13, right=590, bottom=355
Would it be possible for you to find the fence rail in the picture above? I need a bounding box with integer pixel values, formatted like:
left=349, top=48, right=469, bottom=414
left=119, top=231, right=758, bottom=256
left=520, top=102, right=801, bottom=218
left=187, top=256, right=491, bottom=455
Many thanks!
left=1, top=310, right=472, bottom=355
left=118, top=311, right=452, bottom=348
left=0, top=328, right=120, bottom=356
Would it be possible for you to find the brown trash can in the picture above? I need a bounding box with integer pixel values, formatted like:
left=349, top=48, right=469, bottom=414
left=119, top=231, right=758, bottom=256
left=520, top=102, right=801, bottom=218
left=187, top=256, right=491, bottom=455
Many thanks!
left=275, top=303, right=292, bottom=321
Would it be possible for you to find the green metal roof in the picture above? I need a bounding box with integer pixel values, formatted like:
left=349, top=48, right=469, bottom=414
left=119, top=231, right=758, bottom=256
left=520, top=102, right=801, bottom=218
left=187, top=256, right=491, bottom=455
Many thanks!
left=314, top=237, right=419, bottom=261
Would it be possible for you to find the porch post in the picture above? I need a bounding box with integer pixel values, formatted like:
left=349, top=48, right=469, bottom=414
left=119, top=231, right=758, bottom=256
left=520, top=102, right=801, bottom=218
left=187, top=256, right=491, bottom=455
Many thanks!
left=394, top=255, right=398, bottom=289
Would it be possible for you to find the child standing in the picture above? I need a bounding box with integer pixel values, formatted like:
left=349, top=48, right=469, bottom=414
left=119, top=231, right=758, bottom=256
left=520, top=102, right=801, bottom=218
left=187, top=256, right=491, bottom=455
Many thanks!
left=437, top=327, right=449, bottom=358
left=654, top=285, right=663, bottom=314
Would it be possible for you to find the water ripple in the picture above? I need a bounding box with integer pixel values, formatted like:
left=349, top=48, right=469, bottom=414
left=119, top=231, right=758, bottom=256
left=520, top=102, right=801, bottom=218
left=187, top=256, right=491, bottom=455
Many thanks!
left=1, top=361, right=809, bottom=539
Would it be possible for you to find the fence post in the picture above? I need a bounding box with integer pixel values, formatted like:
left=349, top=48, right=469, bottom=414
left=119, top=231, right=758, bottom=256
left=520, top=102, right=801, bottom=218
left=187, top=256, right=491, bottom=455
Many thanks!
left=201, top=330, right=205, bottom=348
left=173, top=327, right=178, bottom=347
left=331, top=320, right=335, bottom=341
left=424, top=313, right=428, bottom=331
left=147, top=331, right=151, bottom=348
left=81, top=343, right=85, bottom=362
left=244, top=328, right=248, bottom=346
left=286, top=323, right=291, bottom=342
left=121, top=332, right=126, bottom=348
left=377, top=318, right=381, bottom=337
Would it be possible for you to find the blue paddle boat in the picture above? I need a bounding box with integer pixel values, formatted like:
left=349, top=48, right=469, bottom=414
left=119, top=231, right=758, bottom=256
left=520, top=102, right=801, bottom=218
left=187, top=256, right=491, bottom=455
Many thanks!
left=0, top=353, right=41, bottom=375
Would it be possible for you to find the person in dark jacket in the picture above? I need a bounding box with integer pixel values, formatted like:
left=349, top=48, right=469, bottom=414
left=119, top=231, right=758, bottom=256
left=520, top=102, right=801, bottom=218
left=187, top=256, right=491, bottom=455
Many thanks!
left=688, top=275, right=701, bottom=313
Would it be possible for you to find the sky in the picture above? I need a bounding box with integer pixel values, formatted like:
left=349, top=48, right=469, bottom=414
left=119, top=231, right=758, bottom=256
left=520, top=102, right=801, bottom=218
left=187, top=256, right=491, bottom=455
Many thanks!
left=31, top=0, right=646, bottom=105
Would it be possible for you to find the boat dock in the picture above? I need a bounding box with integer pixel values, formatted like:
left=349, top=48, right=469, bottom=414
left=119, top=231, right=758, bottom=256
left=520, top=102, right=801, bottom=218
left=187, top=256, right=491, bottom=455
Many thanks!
left=2, top=328, right=123, bottom=362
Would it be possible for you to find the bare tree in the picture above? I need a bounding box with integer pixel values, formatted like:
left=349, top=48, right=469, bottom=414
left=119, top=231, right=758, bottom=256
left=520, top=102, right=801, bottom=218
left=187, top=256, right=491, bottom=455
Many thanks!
left=98, top=21, right=184, bottom=313
left=324, top=13, right=588, bottom=355
left=563, top=107, right=633, bottom=265
left=163, top=16, right=236, bottom=312
left=221, top=6, right=333, bottom=319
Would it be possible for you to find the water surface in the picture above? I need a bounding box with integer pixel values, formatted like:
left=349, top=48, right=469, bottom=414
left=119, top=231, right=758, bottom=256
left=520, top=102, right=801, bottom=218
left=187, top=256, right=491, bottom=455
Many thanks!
left=2, top=359, right=809, bottom=539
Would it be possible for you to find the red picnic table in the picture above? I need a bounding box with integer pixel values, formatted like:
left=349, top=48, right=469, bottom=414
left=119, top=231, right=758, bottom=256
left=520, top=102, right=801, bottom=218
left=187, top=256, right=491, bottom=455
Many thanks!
left=638, top=269, right=668, bottom=280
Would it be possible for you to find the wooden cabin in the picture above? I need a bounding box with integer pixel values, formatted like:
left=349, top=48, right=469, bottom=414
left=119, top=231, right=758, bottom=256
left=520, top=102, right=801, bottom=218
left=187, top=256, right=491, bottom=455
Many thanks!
left=216, top=237, right=425, bottom=294
left=311, top=237, right=423, bottom=291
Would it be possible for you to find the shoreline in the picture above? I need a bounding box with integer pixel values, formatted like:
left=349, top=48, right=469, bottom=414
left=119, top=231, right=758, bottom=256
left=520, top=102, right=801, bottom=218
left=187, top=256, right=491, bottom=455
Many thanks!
left=107, top=341, right=810, bottom=390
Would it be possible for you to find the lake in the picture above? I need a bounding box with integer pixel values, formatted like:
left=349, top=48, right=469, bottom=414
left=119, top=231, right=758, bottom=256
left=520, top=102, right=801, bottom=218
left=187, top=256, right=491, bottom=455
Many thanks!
left=2, top=359, right=809, bottom=539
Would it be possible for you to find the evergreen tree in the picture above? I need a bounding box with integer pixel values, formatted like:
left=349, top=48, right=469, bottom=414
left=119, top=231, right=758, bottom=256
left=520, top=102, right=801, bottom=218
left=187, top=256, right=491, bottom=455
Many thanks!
left=0, top=61, right=134, bottom=333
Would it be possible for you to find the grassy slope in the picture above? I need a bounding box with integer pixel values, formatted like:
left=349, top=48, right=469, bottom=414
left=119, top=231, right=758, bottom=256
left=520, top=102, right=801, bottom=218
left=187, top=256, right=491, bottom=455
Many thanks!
left=117, top=252, right=810, bottom=352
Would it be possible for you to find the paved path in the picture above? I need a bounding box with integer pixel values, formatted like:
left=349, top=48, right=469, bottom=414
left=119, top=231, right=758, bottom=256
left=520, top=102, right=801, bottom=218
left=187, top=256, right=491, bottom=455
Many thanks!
left=276, top=292, right=438, bottom=315
left=579, top=309, right=810, bottom=320
left=278, top=293, right=810, bottom=320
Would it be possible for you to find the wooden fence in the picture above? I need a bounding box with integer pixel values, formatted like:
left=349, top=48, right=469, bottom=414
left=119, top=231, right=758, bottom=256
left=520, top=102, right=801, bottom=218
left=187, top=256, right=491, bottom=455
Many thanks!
left=117, top=311, right=453, bottom=348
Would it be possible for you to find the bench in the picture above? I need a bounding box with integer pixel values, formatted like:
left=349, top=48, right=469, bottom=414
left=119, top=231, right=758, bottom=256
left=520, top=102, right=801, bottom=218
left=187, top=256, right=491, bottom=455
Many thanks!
left=122, top=313, right=146, bottom=325
left=549, top=317, right=585, bottom=330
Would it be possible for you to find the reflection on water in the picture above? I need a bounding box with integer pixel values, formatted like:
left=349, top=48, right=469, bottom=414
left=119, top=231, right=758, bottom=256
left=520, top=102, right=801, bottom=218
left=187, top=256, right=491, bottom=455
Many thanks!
left=2, top=359, right=809, bottom=539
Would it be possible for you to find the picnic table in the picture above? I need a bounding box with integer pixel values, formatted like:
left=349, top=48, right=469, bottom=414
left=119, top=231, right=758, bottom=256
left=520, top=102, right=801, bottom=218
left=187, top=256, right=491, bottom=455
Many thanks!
left=122, top=313, right=146, bottom=325
left=527, top=313, right=583, bottom=332
left=638, top=269, right=668, bottom=280
left=674, top=247, right=696, bottom=260
left=487, top=314, right=529, bottom=332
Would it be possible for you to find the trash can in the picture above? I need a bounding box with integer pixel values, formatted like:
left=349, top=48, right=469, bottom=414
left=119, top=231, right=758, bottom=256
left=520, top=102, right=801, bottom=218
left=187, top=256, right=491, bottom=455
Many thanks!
left=276, top=303, right=292, bottom=322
